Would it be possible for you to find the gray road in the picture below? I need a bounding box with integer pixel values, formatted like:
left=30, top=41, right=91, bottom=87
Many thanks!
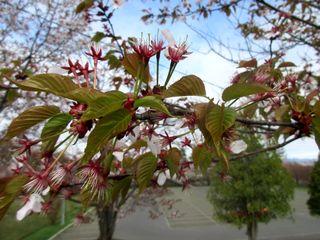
left=53, top=188, right=320, bottom=240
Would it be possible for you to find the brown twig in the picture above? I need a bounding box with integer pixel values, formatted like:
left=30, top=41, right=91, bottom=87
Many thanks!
left=230, top=134, right=300, bottom=161
left=256, top=0, right=320, bottom=30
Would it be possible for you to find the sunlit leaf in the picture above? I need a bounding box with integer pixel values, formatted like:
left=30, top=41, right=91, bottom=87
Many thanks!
left=65, top=87, right=106, bottom=104
left=222, top=83, right=272, bottom=102
left=13, top=74, right=105, bottom=104
left=238, top=58, right=257, bottom=68
left=75, top=0, right=93, bottom=14
left=278, top=62, right=296, bottom=68
left=164, top=75, right=206, bottom=98
left=122, top=53, right=151, bottom=83
left=3, top=106, right=60, bottom=140
left=92, top=31, right=105, bottom=43
left=13, top=74, right=78, bottom=94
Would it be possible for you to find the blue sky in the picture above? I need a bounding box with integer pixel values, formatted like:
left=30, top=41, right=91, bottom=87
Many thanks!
left=108, top=1, right=319, bottom=161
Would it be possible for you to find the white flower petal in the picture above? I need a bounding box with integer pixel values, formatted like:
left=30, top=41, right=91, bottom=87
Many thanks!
left=115, top=140, right=127, bottom=150
left=42, top=186, right=50, bottom=196
left=16, top=205, right=32, bottom=221
left=157, top=172, right=167, bottom=186
left=165, top=169, right=171, bottom=179
left=112, top=0, right=124, bottom=7
left=29, top=194, right=44, bottom=212
left=128, top=126, right=140, bottom=142
left=230, top=140, right=247, bottom=154
left=47, top=66, right=67, bottom=75
left=161, top=29, right=176, bottom=46
left=113, top=151, right=124, bottom=161
left=16, top=194, right=43, bottom=221
left=147, top=136, right=162, bottom=156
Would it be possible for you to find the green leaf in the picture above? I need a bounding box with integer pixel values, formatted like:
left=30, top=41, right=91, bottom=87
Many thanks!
left=75, top=0, right=93, bottom=13
left=278, top=62, right=296, bottom=68
left=3, top=106, right=60, bottom=140
left=13, top=74, right=78, bottom=94
left=82, top=109, right=132, bottom=162
left=164, top=148, right=181, bottom=177
left=82, top=91, right=127, bottom=120
left=135, top=152, right=157, bottom=192
left=122, top=53, right=151, bottom=83
left=164, top=75, right=206, bottom=98
left=134, top=96, right=172, bottom=116
left=111, top=176, right=132, bottom=206
left=222, top=83, right=272, bottom=102
left=205, top=105, right=236, bottom=143
left=92, top=32, right=105, bottom=43
left=65, top=88, right=106, bottom=104
left=0, top=175, right=28, bottom=220
left=312, top=117, right=320, bottom=149
left=6, top=89, right=19, bottom=104
left=192, top=145, right=214, bottom=175
left=194, top=102, right=215, bottom=145
left=41, top=113, right=73, bottom=152
left=14, top=74, right=105, bottom=104
left=238, top=58, right=257, bottom=68
left=275, top=105, right=289, bottom=122
left=125, top=139, right=148, bottom=153
left=105, top=51, right=122, bottom=70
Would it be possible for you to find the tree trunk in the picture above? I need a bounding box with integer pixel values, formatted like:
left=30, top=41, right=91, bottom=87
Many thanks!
left=247, top=220, right=258, bottom=240
left=96, top=203, right=117, bottom=240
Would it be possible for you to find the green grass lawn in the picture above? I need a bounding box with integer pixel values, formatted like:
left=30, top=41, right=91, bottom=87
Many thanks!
left=0, top=199, right=81, bottom=240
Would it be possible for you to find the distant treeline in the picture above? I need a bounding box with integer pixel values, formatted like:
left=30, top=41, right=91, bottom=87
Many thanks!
left=283, top=161, right=314, bottom=186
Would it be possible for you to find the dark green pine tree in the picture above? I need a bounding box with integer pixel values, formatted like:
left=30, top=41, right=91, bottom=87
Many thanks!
left=207, top=135, right=295, bottom=240
left=307, top=157, right=320, bottom=216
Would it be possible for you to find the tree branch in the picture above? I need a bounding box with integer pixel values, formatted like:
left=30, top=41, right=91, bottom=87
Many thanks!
left=256, top=0, right=320, bottom=30
left=236, top=117, right=297, bottom=128
left=230, top=135, right=300, bottom=161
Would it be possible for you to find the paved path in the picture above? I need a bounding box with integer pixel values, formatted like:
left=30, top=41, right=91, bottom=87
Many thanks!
left=52, top=188, right=320, bottom=240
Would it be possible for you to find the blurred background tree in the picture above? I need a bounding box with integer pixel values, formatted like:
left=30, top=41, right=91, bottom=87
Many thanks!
left=0, top=0, right=90, bottom=171
left=207, top=135, right=295, bottom=240
left=307, top=157, right=320, bottom=216
left=141, top=0, right=319, bottom=67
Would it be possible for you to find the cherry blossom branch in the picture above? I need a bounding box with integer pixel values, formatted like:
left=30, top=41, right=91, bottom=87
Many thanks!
left=0, top=84, right=19, bottom=90
left=236, top=117, right=297, bottom=128
left=136, top=105, right=299, bottom=129
left=230, top=134, right=301, bottom=161
left=256, top=0, right=320, bottom=30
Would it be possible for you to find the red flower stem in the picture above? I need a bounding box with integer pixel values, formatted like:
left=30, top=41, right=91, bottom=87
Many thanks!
left=40, top=129, right=70, bottom=142
left=52, top=134, right=73, bottom=153
left=84, top=73, right=90, bottom=88
left=46, top=135, right=76, bottom=175
left=93, top=61, right=98, bottom=89
left=175, top=130, right=191, bottom=138
left=164, top=61, right=177, bottom=88
left=24, top=161, right=37, bottom=175
left=72, top=70, right=81, bottom=87
left=133, top=64, right=143, bottom=97
left=156, top=53, right=160, bottom=86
